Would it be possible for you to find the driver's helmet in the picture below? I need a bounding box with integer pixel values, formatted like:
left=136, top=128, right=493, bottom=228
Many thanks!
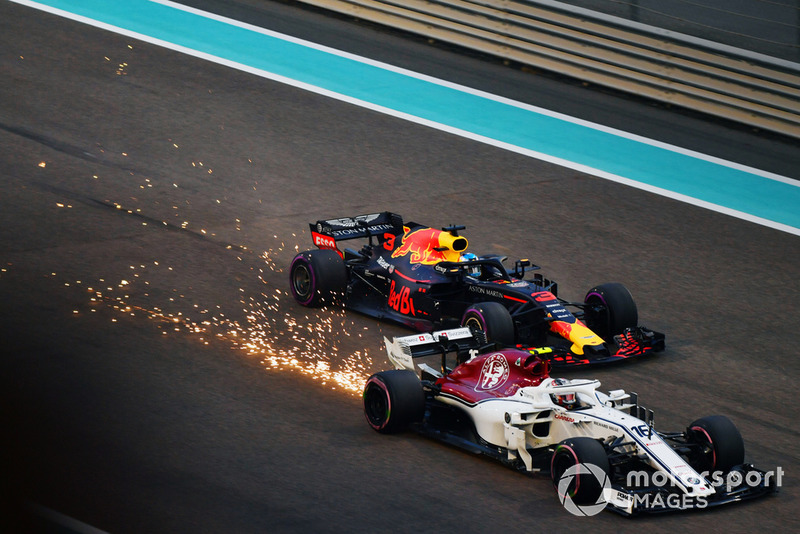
left=551, top=378, right=577, bottom=409
left=459, top=252, right=480, bottom=277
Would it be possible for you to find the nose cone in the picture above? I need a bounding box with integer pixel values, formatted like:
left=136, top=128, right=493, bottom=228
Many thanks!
left=583, top=343, right=611, bottom=358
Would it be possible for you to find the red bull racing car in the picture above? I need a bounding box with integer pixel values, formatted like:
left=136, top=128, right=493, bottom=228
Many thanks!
left=289, top=212, right=664, bottom=368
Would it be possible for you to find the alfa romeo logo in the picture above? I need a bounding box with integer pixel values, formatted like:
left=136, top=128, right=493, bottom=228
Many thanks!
left=475, top=353, right=509, bottom=391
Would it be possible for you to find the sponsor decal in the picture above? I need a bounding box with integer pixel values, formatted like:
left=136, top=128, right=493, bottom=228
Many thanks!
left=592, top=420, right=615, bottom=431
left=388, top=280, right=415, bottom=316
left=554, top=413, right=576, bottom=423
left=376, top=256, right=394, bottom=273
left=325, top=213, right=382, bottom=228
left=437, top=327, right=473, bottom=340
left=312, top=231, right=337, bottom=250
left=468, top=285, right=505, bottom=299
left=604, top=489, right=634, bottom=512
left=475, top=353, right=510, bottom=391
left=391, top=226, right=461, bottom=265
left=399, top=328, right=472, bottom=346
left=543, top=300, right=571, bottom=320
left=398, top=333, right=433, bottom=346
left=329, top=224, right=394, bottom=238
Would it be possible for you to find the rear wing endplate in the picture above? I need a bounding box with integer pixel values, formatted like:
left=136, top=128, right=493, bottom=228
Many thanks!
left=384, top=327, right=486, bottom=372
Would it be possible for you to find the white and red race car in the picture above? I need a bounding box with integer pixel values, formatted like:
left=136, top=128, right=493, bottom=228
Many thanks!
left=363, top=328, right=776, bottom=515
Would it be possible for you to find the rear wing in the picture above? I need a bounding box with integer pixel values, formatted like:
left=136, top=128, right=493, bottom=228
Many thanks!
left=310, top=212, right=404, bottom=252
left=383, top=327, right=487, bottom=375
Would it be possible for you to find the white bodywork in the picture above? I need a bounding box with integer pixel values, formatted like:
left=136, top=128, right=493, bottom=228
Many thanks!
left=384, top=329, right=717, bottom=513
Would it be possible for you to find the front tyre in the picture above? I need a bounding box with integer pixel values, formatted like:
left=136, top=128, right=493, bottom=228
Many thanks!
left=551, top=437, right=610, bottom=508
left=461, top=302, right=515, bottom=346
left=363, top=370, right=425, bottom=434
left=686, top=415, right=745, bottom=473
left=289, top=249, right=347, bottom=307
left=583, top=282, right=638, bottom=339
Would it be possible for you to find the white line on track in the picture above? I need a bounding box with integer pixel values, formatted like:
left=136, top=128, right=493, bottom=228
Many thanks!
left=27, top=502, right=110, bottom=534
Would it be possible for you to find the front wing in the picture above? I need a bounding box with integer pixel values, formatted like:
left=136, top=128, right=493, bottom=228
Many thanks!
left=520, top=327, right=665, bottom=369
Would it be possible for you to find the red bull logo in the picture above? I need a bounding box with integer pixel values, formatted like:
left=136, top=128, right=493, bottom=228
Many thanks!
left=390, top=226, right=468, bottom=265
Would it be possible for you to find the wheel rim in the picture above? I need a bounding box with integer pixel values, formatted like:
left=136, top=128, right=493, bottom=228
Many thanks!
left=464, top=314, right=485, bottom=332
left=551, top=446, right=580, bottom=497
left=689, top=425, right=716, bottom=471
left=292, top=263, right=313, bottom=300
left=364, top=382, right=390, bottom=429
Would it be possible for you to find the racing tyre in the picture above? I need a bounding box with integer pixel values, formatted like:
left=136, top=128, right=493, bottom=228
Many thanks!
left=289, top=249, right=347, bottom=307
left=363, top=370, right=425, bottom=434
left=461, top=302, right=515, bottom=346
left=583, top=282, right=638, bottom=339
left=551, top=437, right=610, bottom=507
left=686, top=415, right=745, bottom=473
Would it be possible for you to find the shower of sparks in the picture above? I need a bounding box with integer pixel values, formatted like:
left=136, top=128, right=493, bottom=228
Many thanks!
left=38, top=135, right=377, bottom=394
left=78, top=243, right=376, bottom=395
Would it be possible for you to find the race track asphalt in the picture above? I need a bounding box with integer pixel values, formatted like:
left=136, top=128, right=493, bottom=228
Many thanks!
left=1, top=1, right=798, bottom=532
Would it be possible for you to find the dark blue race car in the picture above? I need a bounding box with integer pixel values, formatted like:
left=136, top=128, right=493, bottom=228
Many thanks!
left=289, top=212, right=664, bottom=368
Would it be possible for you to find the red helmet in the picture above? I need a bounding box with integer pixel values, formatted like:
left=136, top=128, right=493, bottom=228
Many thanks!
left=551, top=378, right=577, bottom=409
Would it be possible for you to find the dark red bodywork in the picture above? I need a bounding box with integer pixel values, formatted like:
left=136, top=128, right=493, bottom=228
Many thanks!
left=436, top=350, right=550, bottom=404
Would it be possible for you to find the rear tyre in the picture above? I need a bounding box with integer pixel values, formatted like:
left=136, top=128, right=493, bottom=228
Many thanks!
left=551, top=437, right=610, bottom=506
left=289, top=249, right=347, bottom=307
left=686, top=415, right=745, bottom=473
left=583, top=282, right=638, bottom=339
left=461, top=302, right=515, bottom=346
left=363, top=370, right=425, bottom=434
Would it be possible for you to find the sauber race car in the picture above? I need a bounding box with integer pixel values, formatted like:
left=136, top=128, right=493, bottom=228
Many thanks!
left=290, top=212, right=664, bottom=368
left=363, top=328, right=776, bottom=515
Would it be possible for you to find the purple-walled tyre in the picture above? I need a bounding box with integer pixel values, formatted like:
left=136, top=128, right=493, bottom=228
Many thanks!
left=289, top=249, right=347, bottom=307
left=583, top=282, right=638, bottom=339
left=461, top=302, right=515, bottom=346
